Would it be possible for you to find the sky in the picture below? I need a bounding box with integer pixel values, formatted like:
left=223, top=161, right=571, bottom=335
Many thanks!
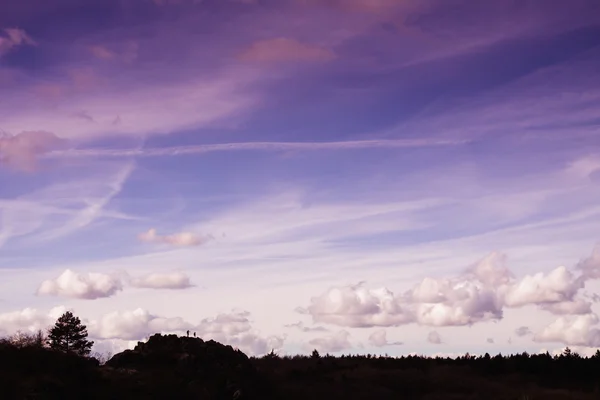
left=1, top=0, right=600, bottom=358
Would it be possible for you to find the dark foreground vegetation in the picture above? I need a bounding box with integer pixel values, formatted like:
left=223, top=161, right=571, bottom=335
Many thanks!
left=2, top=332, right=600, bottom=399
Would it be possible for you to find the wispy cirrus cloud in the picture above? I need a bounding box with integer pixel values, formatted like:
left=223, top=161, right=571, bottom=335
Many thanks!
left=0, top=162, right=135, bottom=247
left=45, top=138, right=468, bottom=160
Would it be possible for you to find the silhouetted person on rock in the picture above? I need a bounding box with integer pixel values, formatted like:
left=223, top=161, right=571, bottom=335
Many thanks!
left=186, top=330, right=189, bottom=337
left=193, top=332, right=196, bottom=337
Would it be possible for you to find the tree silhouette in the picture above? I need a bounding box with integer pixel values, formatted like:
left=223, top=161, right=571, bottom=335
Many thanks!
left=47, top=311, right=94, bottom=356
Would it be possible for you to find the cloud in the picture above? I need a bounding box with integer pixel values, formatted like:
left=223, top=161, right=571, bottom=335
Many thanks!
left=239, top=38, right=335, bottom=63
left=46, top=138, right=469, bottom=160
left=303, top=250, right=599, bottom=329
left=2, top=70, right=256, bottom=141
left=196, top=311, right=286, bottom=355
left=0, top=131, right=65, bottom=171
left=129, top=272, right=194, bottom=289
left=534, top=314, right=600, bottom=347
left=138, top=228, right=213, bottom=247
left=88, top=308, right=193, bottom=340
left=427, top=331, right=442, bottom=344
left=37, top=269, right=123, bottom=300
left=502, top=266, right=584, bottom=308
left=308, top=330, right=352, bottom=353
left=305, top=282, right=414, bottom=328
left=0, top=28, right=36, bottom=57
left=465, top=252, right=513, bottom=287
left=539, top=299, right=592, bottom=315
left=515, top=326, right=532, bottom=337
left=368, top=329, right=403, bottom=347
left=486, top=338, right=494, bottom=344
left=576, top=245, right=600, bottom=280
left=0, top=162, right=136, bottom=248
left=284, top=321, right=329, bottom=332
left=305, top=262, right=504, bottom=328
left=0, top=306, right=67, bottom=335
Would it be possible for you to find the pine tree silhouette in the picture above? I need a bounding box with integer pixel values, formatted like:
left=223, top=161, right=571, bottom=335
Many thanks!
left=47, top=311, right=94, bottom=356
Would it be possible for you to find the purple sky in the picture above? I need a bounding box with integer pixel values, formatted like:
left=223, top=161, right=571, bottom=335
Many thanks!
left=1, top=0, right=600, bottom=357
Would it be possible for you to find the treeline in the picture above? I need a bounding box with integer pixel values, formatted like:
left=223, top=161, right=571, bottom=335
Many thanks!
left=252, top=347, right=600, bottom=398
left=2, top=323, right=600, bottom=399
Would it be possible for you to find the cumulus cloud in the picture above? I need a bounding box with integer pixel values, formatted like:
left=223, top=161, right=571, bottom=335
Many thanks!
left=306, top=282, right=414, bottom=327
left=576, top=245, right=600, bottom=280
left=303, top=250, right=600, bottom=330
left=305, top=265, right=504, bottom=328
left=534, top=314, right=600, bottom=347
left=427, top=331, right=442, bottom=344
left=515, top=326, right=532, bottom=337
left=368, top=329, right=403, bottom=347
left=0, top=306, right=67, bottom=335
left=502, top=266, right=584, bottom=308
left=466, top=252, right=513, bottom=287
left=37, top=269, right=123, bottom=299
left=129, top=272, right=193, bottom=289
left=238, top=38, right=335, bottom=63
left=0, top=28, right=36, bottom=57
left=308, top=330, right=352, bottom=353
left=195, top=310, right=285, bottom=356
left=87, top=308, right=193, bottom=340
left=138, top=228, right=213, bottom=247
left=0, top=131, right=66, bottom=171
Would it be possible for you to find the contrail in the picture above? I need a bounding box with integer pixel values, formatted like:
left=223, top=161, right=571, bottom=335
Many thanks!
left=45, top=138, right=469, bottom=159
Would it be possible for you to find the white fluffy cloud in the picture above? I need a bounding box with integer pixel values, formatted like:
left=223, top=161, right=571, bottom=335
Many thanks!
left=86, top=308, right=283, bottom=356
left=0, top=306, right=66, bottom=335
left=303, top=250, right=599, bottom=329
left=502, top=266, right=584, bottom=308
left=368, top=329, right=402, bottom=347
left=87, top=308, right=192, bottom=340
left=308, top=330, right=352, bottom=353
left=138, top=228, right=212, bottom=247
left=194, top=310, right=286, bottom=355
left=130, top=272, right=193, bottom=289
left=534, top=314, right=600, bottom=347
left=305, top=282, right=413, bottom=327
left=37, top=269, right=123, bottom=299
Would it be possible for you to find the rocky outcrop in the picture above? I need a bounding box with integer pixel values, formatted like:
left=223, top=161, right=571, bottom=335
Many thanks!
left=105, top=334, right=268, bottom=399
